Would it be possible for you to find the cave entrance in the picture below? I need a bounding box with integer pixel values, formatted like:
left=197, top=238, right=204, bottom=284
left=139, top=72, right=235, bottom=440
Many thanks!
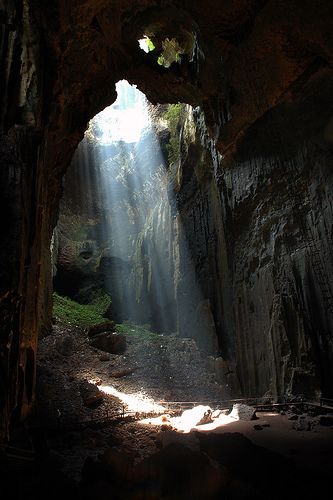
left=53, top=80, right=184, bottom=334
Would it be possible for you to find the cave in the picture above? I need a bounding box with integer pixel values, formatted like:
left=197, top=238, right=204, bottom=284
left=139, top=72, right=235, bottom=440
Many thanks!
left=1, top=1, right=333, bottom=498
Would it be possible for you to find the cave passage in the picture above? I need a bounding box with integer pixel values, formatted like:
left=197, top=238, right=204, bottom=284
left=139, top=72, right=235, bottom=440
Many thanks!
left=53, top=80, right=202, bottom=336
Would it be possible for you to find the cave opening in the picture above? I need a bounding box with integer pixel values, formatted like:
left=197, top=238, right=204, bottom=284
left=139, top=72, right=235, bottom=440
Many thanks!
left=53, top=80, right=197, bottom=336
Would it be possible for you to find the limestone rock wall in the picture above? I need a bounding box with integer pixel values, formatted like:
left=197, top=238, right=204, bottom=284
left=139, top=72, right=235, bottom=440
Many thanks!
left=224, top=143, right=333, bottom=399
left=173, top=105, right=333, bottom=399
left=0, top=1, right=52, bottom=439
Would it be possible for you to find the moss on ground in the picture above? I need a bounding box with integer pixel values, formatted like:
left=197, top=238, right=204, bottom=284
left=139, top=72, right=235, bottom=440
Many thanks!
left=116, top=321, right=161, bottom=341
left=53, top=293, right=161, bottom=340
left=53, top=291, right=111, bottom=327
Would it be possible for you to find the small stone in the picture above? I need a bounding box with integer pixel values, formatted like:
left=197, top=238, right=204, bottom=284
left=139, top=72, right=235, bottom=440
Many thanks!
left=55, top=335, right=74, bottom=356
left=197, top=409, right=213, bottom=425
left=109, top=367, right=135, bottom=378
left=253, top=424, right=263, bottom=430
left=84, top=393, right=103, bottom=408
left=99, top=353, right=110, bottom=361
left=229, top=403, right=257, bottom=421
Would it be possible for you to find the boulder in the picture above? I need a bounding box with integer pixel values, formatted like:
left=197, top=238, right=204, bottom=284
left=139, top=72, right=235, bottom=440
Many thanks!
left=80, top=380, right=104, bottom=407
left=109, top=367, right=134, bottom=378
left=88, top=321, right=116, bottom=338
left=229, top=403, right=257, bottom=421
left=90, top=332, right=126, bottom=354
left=84, top=393, right=104, bottom=408
left=99, top=353, right=110, bottom=361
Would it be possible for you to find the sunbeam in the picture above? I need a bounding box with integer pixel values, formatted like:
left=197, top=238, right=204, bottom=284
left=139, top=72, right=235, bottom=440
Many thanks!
left=81, top=80, right=181, bottom=331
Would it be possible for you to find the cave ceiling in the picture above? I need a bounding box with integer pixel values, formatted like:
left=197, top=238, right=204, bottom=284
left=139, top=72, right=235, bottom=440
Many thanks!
left=17, top=0, right=332, bottom=163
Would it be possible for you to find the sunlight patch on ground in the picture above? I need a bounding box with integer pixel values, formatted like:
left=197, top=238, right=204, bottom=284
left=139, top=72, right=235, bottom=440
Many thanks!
left=140, top=405, right=239, bottom=433
left=97, top=383, right=166, bottom=413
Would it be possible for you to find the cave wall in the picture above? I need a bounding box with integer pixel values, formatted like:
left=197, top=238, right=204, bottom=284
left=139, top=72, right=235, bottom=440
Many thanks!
left=178, top=114, right=333, bottom=399
left=227, top=141, right=333, bottom=399
left=0, top=0, right=52, bottom=438
left=1, top=0, right=333, bottom=439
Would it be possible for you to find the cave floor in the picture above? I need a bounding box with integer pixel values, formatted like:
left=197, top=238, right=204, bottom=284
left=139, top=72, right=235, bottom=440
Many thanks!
left=2, top=321, right=333, bottom=499
left=33, top=320, right=229, bottom=476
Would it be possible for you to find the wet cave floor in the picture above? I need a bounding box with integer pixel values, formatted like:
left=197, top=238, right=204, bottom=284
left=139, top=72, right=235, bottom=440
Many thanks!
left=1, top=321, right=333, bottom=500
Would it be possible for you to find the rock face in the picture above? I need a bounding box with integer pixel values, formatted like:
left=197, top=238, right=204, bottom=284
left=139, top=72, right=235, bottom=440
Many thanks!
left=1, top=0, right=333, bottom=439
left=174, top=109, right=333, bottom=399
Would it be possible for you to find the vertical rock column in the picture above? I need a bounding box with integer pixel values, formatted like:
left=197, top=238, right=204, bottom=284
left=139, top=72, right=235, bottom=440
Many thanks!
left=0, top=1, right=53, bottom=439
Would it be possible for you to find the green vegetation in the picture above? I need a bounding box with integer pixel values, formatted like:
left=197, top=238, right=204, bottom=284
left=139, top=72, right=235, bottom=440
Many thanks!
left=88, top=289, right=112, bottom=313
left=157, top=38, right=183, bottom=68
left=116, top=321, right=161, bottom=341
left=53, top=291, right=111, bottom=327
left=164, top=102, right=183, bottom=124
left=163, top=103, right=184, bottom=165
left=53, top=293, right=161, bottom=342
left=145, top=37, right=155, bottom=52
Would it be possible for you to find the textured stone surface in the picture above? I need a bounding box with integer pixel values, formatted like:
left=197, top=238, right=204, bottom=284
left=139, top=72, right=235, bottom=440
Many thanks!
left=88, top=321, right=116, bottom=338
left=89, top=332, right=126, bottom=354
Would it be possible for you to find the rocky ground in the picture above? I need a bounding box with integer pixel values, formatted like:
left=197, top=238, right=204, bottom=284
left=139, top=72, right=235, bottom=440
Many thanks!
left=34, top=320, right=229, bottom=477
left=2, top=320, right=333, bottom=500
